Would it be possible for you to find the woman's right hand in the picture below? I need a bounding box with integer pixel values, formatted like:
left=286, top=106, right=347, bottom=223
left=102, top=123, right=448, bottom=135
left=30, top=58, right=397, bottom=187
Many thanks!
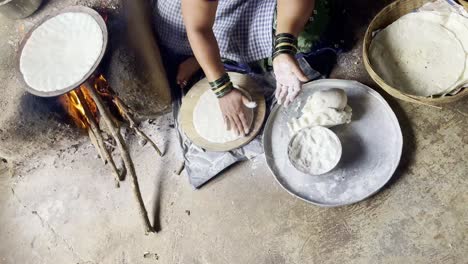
left=218, top=89, right=253, bottom=136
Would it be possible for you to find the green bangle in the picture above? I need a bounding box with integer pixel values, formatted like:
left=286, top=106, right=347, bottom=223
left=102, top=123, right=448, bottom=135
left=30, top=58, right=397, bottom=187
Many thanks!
left=214, top=82, right=233, bottom=98
left=209, top=73, right=230, bottom=89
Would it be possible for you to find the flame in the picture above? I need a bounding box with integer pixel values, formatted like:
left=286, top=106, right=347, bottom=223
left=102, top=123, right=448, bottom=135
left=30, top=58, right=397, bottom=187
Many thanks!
left=94, top=75, right=113, bottom=97
left=59, top=89, right=89, bottom=129
left=60, top=74, right=123, bottom=130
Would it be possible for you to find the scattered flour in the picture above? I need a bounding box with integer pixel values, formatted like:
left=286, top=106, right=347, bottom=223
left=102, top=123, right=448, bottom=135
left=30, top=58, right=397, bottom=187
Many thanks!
left=288, top=127, right=342, bottom=175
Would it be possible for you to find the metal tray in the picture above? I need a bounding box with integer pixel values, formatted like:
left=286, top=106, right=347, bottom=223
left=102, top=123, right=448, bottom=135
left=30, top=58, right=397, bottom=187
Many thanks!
left=17, top=6, right=108, bottom=97
left=264, top=79, right=403, bottom=207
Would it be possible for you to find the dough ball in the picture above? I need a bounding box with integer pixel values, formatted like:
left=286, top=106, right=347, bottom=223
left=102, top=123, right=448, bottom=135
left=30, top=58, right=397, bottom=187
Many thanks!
left=288, top=88, right=352, bottom=135
left=307, top=88, right=348, bottom=111
left=288, top=126, right=342, bottom=175
left=288, top=106, right=352, bottom=134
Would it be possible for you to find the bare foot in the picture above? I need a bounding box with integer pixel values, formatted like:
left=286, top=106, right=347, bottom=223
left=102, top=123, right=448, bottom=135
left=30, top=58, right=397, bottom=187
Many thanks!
left=177, top=57, right=201, bottom=89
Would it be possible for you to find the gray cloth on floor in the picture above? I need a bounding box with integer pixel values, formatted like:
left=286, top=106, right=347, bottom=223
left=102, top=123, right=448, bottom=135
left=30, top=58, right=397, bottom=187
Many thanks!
left=174, top=57, right=321, bottom=188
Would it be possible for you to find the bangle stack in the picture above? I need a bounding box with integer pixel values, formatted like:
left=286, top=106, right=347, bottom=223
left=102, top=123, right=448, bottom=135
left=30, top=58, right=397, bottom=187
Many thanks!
left=209, top=73, right=234, bottom=98
left=272, top=33, right=298, bottom=60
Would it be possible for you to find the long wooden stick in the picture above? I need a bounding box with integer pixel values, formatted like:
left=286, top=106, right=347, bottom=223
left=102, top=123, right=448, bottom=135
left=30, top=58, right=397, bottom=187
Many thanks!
left=88, top=129, right=105, bottom=163
left=83, top=82, right=154, bottom=233
left=75, top=88, right=123, bottom=187
left=114, top=97, right=163, bottom=156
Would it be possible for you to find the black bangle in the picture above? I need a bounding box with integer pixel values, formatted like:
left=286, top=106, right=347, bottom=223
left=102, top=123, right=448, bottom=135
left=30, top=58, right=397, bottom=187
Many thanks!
left=273, top=33, right=298, bottom=59
left=275, top=38, right=297, bottom=47
left=209, top=73, right=234, bottom=98
left=209, top=73, right=230, bottom=88
left=275, top=33, right=296, bottom=40
left=275, top=33, right=297, bottom=45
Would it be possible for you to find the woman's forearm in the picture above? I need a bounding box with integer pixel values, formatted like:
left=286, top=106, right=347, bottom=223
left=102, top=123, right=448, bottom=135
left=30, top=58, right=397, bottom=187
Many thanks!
left=181, top=0, right=225, bottom=81
left=276, top=0, right=315, bottom=37
left=186, top=29, right=226, bottom=81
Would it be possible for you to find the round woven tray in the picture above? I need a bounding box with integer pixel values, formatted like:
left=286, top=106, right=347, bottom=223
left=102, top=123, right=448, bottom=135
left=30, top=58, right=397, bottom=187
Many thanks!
left=363, top=0, right=468, bottom=106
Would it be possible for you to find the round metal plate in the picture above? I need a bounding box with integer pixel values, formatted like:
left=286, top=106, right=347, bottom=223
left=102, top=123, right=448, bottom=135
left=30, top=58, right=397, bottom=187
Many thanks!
left=17, top=6, right=108, bottom=97
left=264, top=79, right=403, bottom=207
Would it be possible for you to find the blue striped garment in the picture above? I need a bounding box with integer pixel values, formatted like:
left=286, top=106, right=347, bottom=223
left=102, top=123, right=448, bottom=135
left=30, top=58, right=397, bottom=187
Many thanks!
left=152, top=0, right=276, bottom=63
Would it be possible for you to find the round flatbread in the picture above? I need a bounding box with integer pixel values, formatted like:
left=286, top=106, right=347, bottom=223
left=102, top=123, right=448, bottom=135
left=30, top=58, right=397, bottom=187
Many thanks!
left=20, top=12, right=104, bottom=93
left=369, top=12, right=466, bottom=97
left=193, top=89, right=254, bottom=143
left=414, top=12, right=468, bottom=94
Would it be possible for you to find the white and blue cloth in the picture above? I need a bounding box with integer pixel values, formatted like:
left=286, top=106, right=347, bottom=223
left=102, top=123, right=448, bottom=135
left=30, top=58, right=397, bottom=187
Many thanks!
left=152, top=0, right=276, bottom=63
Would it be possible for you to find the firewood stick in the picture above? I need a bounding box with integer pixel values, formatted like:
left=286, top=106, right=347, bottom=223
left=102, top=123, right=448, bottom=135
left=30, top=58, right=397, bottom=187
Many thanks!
left=114, top=97, right=163, bottom=157
left=134, top=128, right=163, bottom=156
left=88, top=129, right=126, bottom=186
left=75, top=88, right=123, bottom=187
left=103, top=141, right=117, bottom=149
left=88, top=129, right=105, bottom=163
left=83, top=82, right=154, bottom=234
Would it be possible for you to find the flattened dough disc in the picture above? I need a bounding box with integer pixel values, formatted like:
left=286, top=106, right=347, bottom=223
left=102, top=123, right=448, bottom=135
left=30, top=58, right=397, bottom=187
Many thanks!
left=18, top=6, right=108, bottom=97
left=193, top=88, right=254, bottom=143
left=180, top=72, right=266, bottom=152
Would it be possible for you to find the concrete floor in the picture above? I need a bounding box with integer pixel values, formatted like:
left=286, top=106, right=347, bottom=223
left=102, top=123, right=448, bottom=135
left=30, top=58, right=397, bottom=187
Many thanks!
left=1, top=1, right=467, bottom=264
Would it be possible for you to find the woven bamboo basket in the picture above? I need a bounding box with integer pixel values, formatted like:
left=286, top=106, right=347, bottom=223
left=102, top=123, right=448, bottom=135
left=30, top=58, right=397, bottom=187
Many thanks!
left=363, top=0, right=468, bottom=106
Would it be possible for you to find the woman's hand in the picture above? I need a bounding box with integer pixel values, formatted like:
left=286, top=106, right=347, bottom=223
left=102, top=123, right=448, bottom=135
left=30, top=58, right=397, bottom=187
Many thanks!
left=273, top=53, right=309, bottom=107
left=218, top=89, right=253, bottom=136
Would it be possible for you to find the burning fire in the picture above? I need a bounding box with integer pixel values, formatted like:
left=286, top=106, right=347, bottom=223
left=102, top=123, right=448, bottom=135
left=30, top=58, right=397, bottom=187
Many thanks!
left=60, top=88, right=94, bottom=129
left=59, top=74, right=121, bottom=129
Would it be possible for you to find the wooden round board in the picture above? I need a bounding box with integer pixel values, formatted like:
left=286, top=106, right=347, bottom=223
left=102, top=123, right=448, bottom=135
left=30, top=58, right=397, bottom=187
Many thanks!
left=180, top=72, right=266, bottom=152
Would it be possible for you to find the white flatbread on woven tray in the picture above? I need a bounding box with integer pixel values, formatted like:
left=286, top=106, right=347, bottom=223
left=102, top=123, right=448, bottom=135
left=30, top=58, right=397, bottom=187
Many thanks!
left=418, top=11, right=468, bottom=95
left=370, top=11, right=468, bottom=97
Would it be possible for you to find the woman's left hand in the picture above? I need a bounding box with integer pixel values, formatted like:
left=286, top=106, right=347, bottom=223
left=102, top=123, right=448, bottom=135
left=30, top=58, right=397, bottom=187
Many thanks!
left=273, top=53, right=309, bottom=107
